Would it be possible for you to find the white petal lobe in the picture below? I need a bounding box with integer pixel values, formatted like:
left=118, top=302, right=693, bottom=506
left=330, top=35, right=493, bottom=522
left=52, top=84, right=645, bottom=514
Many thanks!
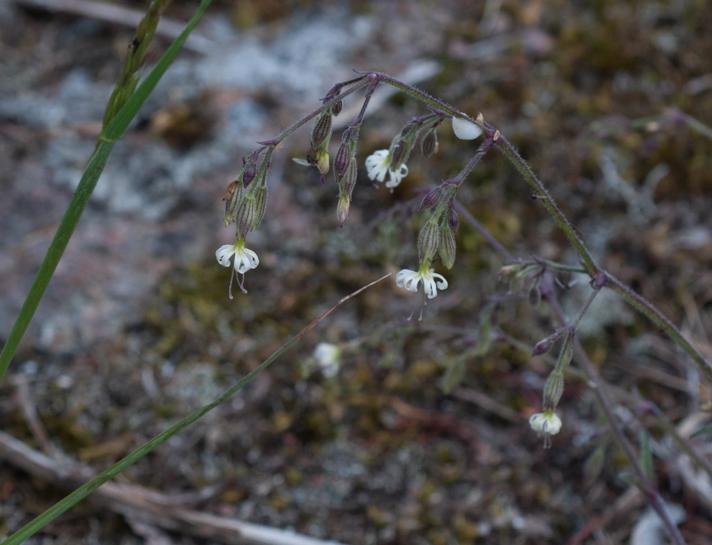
left=216, top=245, right=236, bottom=267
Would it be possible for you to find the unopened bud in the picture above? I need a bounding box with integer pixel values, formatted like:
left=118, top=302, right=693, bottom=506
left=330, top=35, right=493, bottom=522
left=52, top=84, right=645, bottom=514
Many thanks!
left=418, top=218, right=440, bottom=262
left=420, top=188, right=440, bottom=209
left=311, top=112, right=332, bottom=148
left=243, top=162, right=257, bottom=187
left=438, top=223, right=457, bottom=269
left=421, top=129, right=439, bottom=158
left=334, top=141, right=350, bottom=177
left=336, top=193, right=350, bottom=225
left=448, top=207, right=459, bottom=230
left=543, top=369, right=565, bottom=411
left=339, top=157, right=358, bottom=195
left=532, top=329, right=564, bottom=356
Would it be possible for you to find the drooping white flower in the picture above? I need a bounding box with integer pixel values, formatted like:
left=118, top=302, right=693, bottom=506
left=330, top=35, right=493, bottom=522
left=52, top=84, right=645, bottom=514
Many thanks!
left=216, top=242, right=259, bottom=274
left=529, top=410, right=562, bottom=436
left=396, top=267, right=449, bottom=299
left=313, top=343, right=342, bottom=378
left=365, top=149, right=409, bottom=189
left=452, top=116, right=482, bottom=140
left=365, top=149, right=391, bottom=182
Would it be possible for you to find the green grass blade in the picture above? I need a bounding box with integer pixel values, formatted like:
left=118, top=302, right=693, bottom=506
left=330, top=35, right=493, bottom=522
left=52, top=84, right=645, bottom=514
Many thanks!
left=0, top=273, right=389, bottom=545
left=0, top=0, right=214, bottom=382
left=102, top=0, right=213, bottom=141
left=0, top=336, right=294, bottom=545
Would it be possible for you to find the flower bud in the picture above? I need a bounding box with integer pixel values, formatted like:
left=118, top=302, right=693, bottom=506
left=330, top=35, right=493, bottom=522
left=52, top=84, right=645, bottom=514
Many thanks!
left=448, top=207, right=459, bottom=230
left=311, top=112, right=332, bottom=149
left=420, top=188, right=440, bottom=210
left=336, top=193, right=350, bottom=225
left=438, top=223, right=456, bottom=269
left=532, top=329, right=564, bottom=356
left=243, top=161, right=257, bottom=188
left=334, top=141, right=350, bottom=178
left=421, top=128, right=439, bottom=158
left=339, top=157, right=358, bottom=195
left=418, top=218, right=440, bottom=262
left=542, top=369, right=565, bottom=411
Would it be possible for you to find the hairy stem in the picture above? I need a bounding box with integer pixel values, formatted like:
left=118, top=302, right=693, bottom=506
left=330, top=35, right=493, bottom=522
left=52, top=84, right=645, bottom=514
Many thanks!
left=544, top=287, right=687, bottom=545
left=606, top=273, right=711, bottom=381
left=259, top=77, right=369, bottom=146
left=370, top=72, right=709, bottom=381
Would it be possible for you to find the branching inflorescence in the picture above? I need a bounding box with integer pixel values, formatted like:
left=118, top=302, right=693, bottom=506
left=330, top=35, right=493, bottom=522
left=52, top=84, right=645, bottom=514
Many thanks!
left=216, top=72, right=711, bottom=438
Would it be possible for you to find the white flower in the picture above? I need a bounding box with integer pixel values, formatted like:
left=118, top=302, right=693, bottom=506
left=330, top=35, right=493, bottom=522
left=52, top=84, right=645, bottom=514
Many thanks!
left=529, top=411, right=562, bottom=436
left=452, top=116, right=482, bottom=140
left=365, top=149, right=409, bottom=189
left=396, top=267, right=448, bottom=299
left=365, top=149, right=391, bottom=182
left=215, top=242, right=259, bottom=274
left=313, top=343, right=342, bottom=378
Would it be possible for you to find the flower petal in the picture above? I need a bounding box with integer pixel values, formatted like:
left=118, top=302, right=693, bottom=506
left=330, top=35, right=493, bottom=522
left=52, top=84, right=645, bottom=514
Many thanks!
left=216, top=244, right=236, bottom=267
left=452, top=117, right=482, bottom=140
left=365, top=149, right=391, bottom=182
left=432, top=272, right=448, bottom=290
left=396, top=269, right=420, bottom=292
left=243, top=248, right=259, bottom=269
left=292, top=157, right=312, bottom=167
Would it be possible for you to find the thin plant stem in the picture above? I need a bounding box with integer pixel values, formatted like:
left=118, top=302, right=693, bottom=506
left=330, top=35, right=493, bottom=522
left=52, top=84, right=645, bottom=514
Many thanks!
left=540, top=259, right=589, bottom=274
left=452, top=135, right=494, bottom=185
left=543, top=286, right=687, bottom=545
left=571, top=288, right=600, bottom=330
left=258, top=77, right=370, bottom=146
left=367, top=72, right=709, bottom=381
left=454, top=200, right=515, bottom=261
left=0, top=0, right=214, bottom=382
left=0, top=273, right=391, bottom=545
left=493, top=136, right=600, bottom=276
left=605, top=272, right=711, bottom=381
left=460, top=206, right=712, bottom=481
left=496, top=329, right=712, bottom=479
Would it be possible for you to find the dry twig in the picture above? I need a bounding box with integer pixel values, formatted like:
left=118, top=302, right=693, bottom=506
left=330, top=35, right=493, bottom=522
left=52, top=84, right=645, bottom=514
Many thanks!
left=0, top=431, right=350, bottom=545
